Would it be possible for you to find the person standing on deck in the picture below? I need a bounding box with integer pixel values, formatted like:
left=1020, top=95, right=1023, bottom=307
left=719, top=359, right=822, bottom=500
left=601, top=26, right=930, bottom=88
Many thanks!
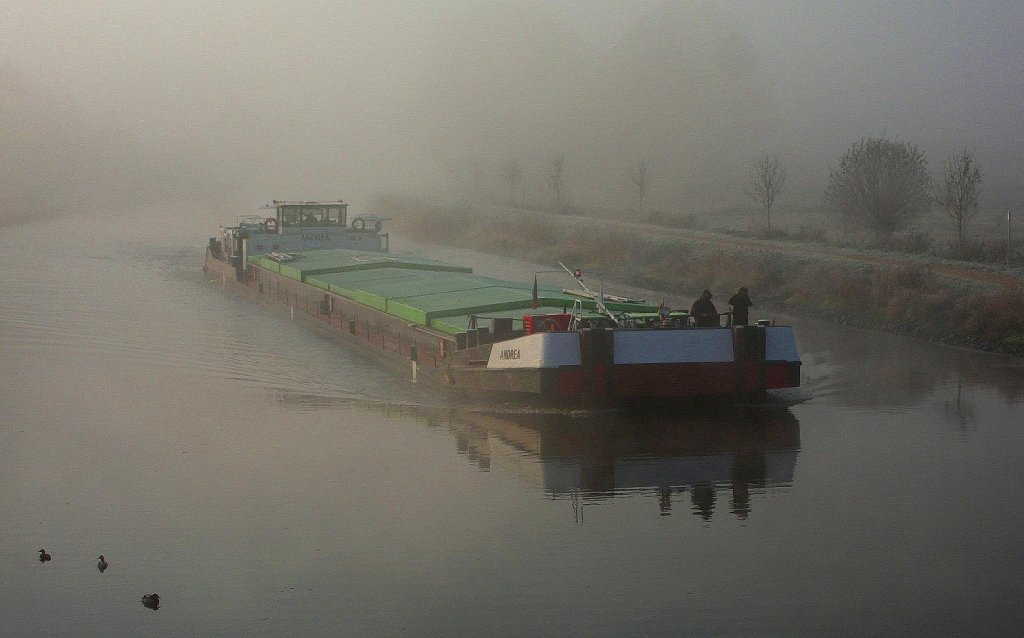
left=728, top=287, right=753, bottom=326
left=690, top=290, right=719, bottom=327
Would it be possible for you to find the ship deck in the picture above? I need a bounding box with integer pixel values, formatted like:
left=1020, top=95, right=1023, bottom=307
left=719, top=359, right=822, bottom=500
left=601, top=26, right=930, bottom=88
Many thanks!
left=249, top=248, right=657, bottom=336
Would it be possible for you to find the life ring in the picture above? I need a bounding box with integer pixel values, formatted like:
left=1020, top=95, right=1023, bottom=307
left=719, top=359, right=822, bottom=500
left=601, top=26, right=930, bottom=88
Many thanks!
left=264, top=218, right=278, bottom=231
left=352, top=217, right=382, bottom=232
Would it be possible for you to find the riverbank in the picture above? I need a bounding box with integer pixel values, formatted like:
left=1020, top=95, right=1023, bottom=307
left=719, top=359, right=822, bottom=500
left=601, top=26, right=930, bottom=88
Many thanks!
left=380, top=195, right=1024, bottom=357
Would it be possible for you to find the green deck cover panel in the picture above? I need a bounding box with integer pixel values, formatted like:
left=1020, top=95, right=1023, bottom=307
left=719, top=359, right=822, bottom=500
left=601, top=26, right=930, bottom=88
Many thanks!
left=397, top=285, right=537, bottom=314
left=266, top=248, right=471, bottom=282
left=355, top=272, right=509, bottom=298
left=307, top=268, right=424, bottom=295
left=253, top=248, right=656, bottom=333
left=318, top=270, right=495, bottom=310
left=249, top=255, right=281, bottom=273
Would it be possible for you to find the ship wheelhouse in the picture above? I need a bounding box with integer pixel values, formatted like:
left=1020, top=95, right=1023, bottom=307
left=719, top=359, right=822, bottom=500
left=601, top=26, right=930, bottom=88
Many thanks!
left=274, top=201, right=348, bottom=228
left=210, top=198, right=389, bottom=280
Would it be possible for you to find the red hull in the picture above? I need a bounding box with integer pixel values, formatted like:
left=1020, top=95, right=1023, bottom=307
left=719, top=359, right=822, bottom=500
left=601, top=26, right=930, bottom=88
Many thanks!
left=555, top=361, right=800, bottom=399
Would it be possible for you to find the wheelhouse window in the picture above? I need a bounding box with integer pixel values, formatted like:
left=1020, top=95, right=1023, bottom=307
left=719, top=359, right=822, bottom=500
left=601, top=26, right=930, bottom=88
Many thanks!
left=281, top=206, right=301, bottom=226
left=277, top=202, right=347, bottom=227
left=325, top=206, right=346, bottom=225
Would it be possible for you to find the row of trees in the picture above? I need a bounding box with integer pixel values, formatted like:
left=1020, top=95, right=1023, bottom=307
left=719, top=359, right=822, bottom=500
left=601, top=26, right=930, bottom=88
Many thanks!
left=822, top=136, right=982, bottom=254
left=744, top=137, right=983, bottom=254
left=501, top=135, right=984, bottom=255
left=501, top=154, right=648, bottom=214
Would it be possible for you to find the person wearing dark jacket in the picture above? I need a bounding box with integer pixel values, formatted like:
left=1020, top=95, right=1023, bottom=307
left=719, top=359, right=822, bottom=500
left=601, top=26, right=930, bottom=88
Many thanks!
left=690, top=289, right=719, bottom=327
left=728, top=287, right=753, bottom=326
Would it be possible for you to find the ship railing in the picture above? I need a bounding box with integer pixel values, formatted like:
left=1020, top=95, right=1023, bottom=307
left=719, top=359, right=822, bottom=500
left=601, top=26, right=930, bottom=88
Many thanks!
left=568, top=300, right=586, bottom=331
left=467, top=314, right=523, bottom=343
left=616, top=312, right=639, bottom=330
left=235, top=214, right=281, bottom=234
left=568, top=301, right=644, bottom=331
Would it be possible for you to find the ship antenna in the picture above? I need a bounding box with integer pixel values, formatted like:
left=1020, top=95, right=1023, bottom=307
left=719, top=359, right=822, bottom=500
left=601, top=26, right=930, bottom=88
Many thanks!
left=558, top=262, right=620, bottom=327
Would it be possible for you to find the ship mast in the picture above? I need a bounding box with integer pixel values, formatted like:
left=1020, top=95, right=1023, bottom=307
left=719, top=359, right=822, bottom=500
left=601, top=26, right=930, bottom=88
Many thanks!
left=558, top=262, right=620, bottom=327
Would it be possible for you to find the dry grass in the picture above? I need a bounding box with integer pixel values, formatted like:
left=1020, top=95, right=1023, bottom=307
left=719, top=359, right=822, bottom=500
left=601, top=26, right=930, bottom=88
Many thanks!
left=953, top=285, right=1024, bottom=347
left=382, top=195, right=1024, bottom=355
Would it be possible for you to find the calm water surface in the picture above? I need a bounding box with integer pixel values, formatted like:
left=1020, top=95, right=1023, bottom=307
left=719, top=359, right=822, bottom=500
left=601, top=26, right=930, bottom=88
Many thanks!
left=2, top=209, right=1022, bottom=636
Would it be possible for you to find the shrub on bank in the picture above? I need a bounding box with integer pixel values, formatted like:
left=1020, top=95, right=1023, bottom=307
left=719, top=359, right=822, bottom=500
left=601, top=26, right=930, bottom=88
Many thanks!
left=954, top=285, right=1024, bottom=347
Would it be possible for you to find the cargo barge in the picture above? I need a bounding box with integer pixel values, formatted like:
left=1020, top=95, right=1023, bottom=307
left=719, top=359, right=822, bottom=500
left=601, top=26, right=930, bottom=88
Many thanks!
left=204, top=200, right=801, bottom=406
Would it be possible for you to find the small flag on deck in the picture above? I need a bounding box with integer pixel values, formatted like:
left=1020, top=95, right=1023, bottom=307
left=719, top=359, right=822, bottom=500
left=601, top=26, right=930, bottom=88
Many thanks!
left=531, top=274, right=538, bottom=309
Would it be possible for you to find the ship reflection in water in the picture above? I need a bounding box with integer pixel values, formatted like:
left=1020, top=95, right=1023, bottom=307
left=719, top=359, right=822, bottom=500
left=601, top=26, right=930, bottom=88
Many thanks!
left=441, top=405, right=801, bottom=520
left=270, top=390, right=801, bottom=521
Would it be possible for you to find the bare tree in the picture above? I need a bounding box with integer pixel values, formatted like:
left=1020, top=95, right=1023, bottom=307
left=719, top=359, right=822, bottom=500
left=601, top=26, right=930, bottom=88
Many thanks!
left=630, top=159, right=649, bottom=214
left=746, top=153, right=786, bottom=232
left=547, top=152, right=566, bottom=213
left=934, top=149, right=982, bottom=257
left=501, top=157, right=523, bottom=207
left=825, top=135, right=932, bottom=239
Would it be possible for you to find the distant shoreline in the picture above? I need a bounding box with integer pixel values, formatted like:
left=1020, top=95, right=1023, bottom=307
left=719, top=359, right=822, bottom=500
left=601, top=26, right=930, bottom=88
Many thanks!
left=382, top=196, right=1024, bottom=358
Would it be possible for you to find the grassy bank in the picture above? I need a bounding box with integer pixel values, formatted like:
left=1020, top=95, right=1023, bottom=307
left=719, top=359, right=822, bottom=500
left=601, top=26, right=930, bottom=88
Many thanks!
left=380, top=196, right=1024, bottom=356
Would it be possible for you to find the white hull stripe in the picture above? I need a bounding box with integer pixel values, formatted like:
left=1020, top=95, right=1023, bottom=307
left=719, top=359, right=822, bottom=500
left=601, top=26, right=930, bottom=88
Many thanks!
left=487, top=326, right=802, bottom=369
left=487, top=332, right=581, bottom=369
left=765, top=327, right=800, bottom=361
left=614, top=329, right=734, bottom=364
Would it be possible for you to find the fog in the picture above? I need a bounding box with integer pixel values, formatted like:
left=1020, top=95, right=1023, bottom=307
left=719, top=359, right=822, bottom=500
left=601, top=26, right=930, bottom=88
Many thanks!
left=2, top=1, right=1021, bottom=222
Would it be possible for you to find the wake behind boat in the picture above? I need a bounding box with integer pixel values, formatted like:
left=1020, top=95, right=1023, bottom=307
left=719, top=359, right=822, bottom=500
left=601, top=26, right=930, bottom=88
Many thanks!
left=204, top=200, right=801, bottom=407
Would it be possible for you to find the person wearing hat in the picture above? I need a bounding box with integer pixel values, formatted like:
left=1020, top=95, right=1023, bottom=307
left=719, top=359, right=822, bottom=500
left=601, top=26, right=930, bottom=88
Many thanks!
left=728, top=286, right=753, bottom=326
left=689, top=289, right=719, bottom=327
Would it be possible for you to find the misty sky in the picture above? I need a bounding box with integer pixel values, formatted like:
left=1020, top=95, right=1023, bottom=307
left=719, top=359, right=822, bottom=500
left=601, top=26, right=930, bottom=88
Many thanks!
left=2, top=1, right=1021, bottom=218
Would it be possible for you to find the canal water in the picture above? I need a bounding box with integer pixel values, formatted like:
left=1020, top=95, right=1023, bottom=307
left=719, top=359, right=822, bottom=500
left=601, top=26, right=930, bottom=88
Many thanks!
left=2, top=206, right=1022, bottom=636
